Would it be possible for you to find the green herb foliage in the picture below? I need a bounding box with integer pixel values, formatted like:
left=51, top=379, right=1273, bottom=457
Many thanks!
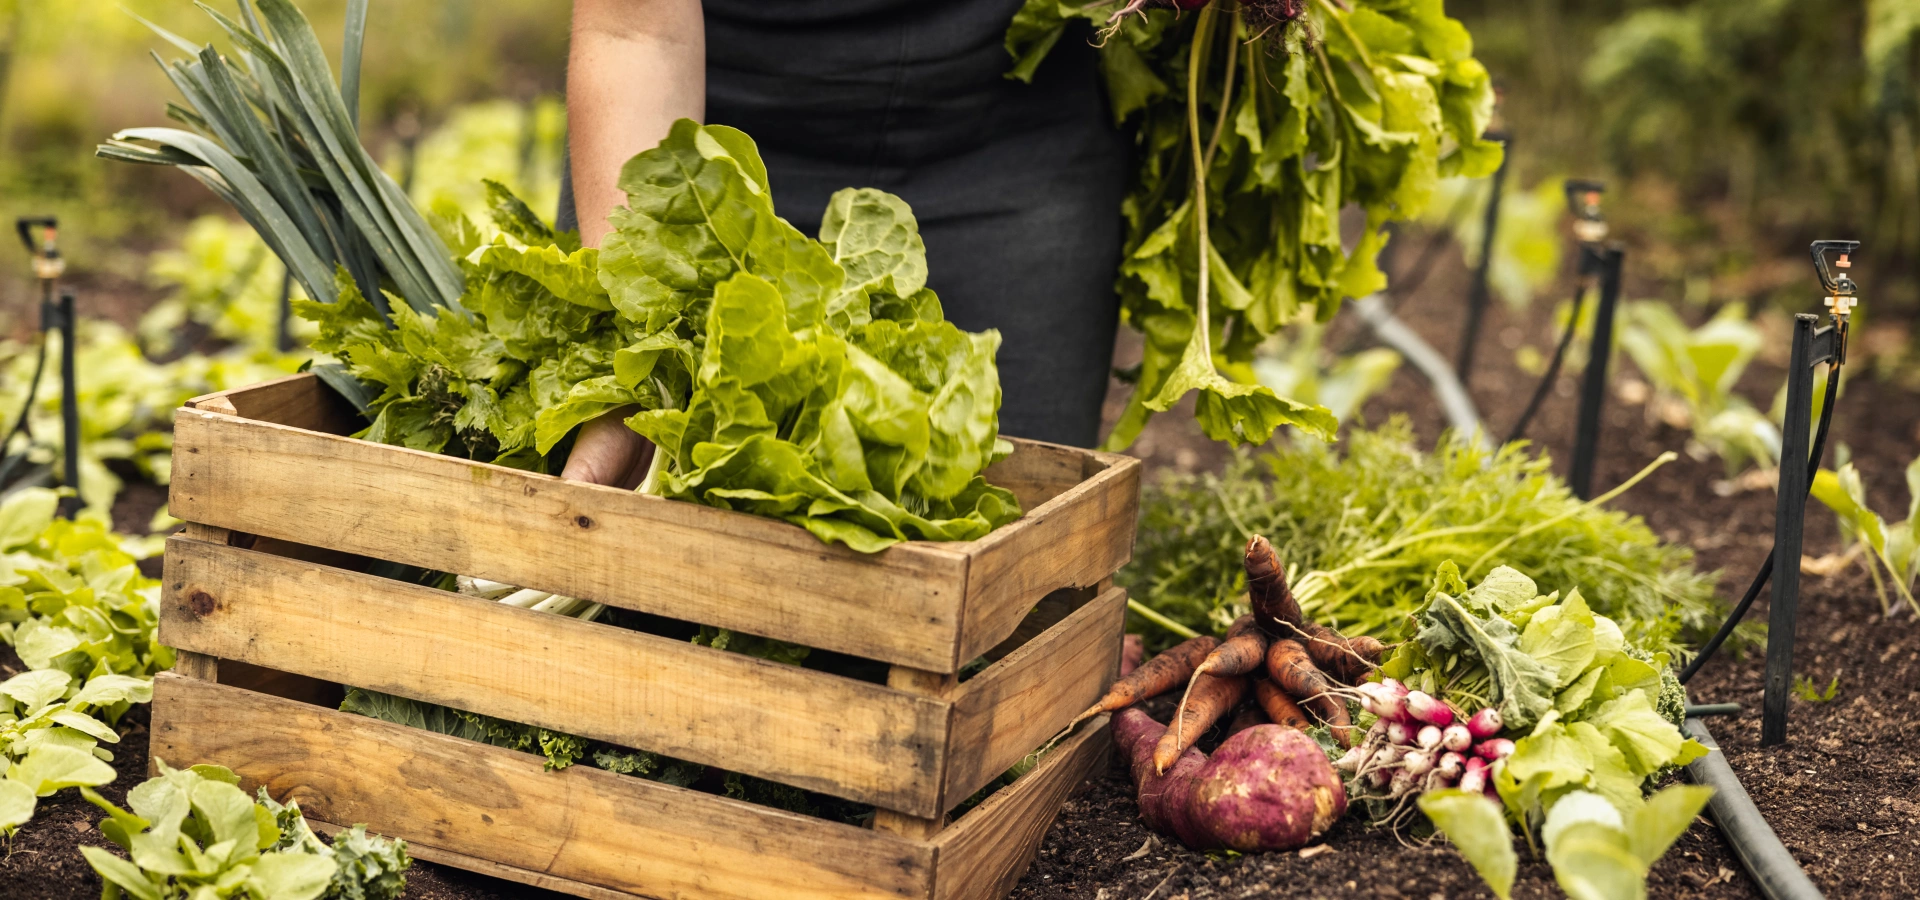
left=1006, top=0, right=1502, bottom=449
left=79, top=761, right=410, bottom=900
left=302, top=123, right=1022, bottom=552
left=1810, top=456, right=1920, bottom=617
left=1389, top=565, right=1710, bottom=900
left=1122, top=420, right=1725, bottom=657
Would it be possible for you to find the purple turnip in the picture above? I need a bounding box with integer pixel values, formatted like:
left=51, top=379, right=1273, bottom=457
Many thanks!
left=1115, top=709, right=1348, bottom=851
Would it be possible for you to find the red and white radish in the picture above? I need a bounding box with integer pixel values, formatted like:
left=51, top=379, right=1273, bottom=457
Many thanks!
left=1416, top=724, right=1443, bottom=751
left=1465, top=706, right=1503, bottom=739
left=1475, top=738, right=1515, bottom=762
left=1441, top=724, right=1472, bottom=752
left=1405, top=690, right=1454, bottom=727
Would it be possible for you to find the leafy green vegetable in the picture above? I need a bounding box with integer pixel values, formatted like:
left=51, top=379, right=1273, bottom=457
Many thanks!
left=1810, top=456, right=1920, bottom=617
left=79, top=761, right=410, bottom=900
left=1005, top=0, right=1501, bottom=449
left=0, top=488, right=173, bottom=836
left=1121, top=420, right=1726, bottom=657
left=306, top=121, right=1023, bottom=552
left=1418, top=790, right=1517, bottom=900
left=1385, top=566, right=1713, bottom=900
left=1617, top=301, right=1777, bottom=477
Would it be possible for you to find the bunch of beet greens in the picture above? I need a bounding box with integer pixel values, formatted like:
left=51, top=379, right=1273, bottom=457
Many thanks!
left=1005, top=0, right=1503, bottom=449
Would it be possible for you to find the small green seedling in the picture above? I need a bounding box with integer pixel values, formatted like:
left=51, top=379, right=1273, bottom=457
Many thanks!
left=1810, top=456, right=1920, bottom=618
left=1791, top=674, right=1841, bottom=703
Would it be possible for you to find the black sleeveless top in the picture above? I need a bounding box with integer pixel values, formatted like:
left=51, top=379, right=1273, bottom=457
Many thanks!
left=562, top=1, right=1126, bottom=446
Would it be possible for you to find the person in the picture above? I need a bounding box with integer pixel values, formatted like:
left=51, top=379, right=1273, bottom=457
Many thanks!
left=556, top=0, right=1129, bottom=488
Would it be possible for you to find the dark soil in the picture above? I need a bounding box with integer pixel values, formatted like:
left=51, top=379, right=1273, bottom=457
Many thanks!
left=5, top=236, right=1917, bottom=899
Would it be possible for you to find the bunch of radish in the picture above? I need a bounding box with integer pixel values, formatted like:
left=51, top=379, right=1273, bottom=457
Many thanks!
left=1333, top=678, right=1512, bottom=824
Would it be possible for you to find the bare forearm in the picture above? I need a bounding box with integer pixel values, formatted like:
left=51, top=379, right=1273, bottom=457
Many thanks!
left=568, top=0, right=704, bottom=248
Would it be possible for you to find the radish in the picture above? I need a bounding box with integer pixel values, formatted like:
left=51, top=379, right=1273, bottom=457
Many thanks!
left=1401, top=749, right=1433, bottom=778
left=1369, top=679, right=1409, bottom=721
left=1441, top=724, right=1472, bottom=752
left=1465, top=706, right=1503, bottom=739
left=1463, top=755, right=1487, bottom=776
left=1458, top=766, right=1487, bottom=794
left=1387, top=721, right=1411, bottom=746
left=1405, top=691, right=1454, bottom=727
left=1416, top=725, right=1443, bottom=751
left=1334, top=745, right=1367, bottom=774
left=1474, top=738, right=1515, bottom=762
left=1389, top=768, right=1417, bottom=797
left=1436, top=751, right=1465, bottom=779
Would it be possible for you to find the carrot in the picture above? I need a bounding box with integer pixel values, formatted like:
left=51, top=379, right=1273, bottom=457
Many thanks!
left=1251, top=677, right=1312, bottom=732
left=1266, top=638, right=1353, bottom=746
left=1245, top=535, right=1301, bottom=635
left=1154, top=672, right=1248, bottom=774
left=1067, top=634, right=1220, bottom=730
left=1226, top=704, right=1269, bottom=737
left=1298, top=620, right=1384, bottom=684
left=1192, top=615, right=1270, bottom=679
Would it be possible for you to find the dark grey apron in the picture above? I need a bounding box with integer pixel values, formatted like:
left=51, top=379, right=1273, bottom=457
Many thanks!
left=559, top=1, right=1127, bottom=447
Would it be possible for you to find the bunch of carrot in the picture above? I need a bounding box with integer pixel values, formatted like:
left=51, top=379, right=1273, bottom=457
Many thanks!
left=1075, top=535, right=1385, bottom=772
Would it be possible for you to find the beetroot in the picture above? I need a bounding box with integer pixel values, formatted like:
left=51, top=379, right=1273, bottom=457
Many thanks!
left=1114, top=709, right=1348, bottom=851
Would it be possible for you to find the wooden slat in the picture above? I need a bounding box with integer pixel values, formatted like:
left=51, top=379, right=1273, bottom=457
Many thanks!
left=931, top=716, right=1110, bottom=900
left=160, top=536, right=952, bottom=816
left=150, top=674, right=936, bottom=900
left=184, top=372, right=360, bottom=435
left=978, top=441, right=1093, bottom=513
left=168, top=406, right=973, bottom=671
left=954, top=453, right=1139, bottom=664
left=311, top=824, right=634, bottom=900
left=941, top=587, right=1125, bottom=808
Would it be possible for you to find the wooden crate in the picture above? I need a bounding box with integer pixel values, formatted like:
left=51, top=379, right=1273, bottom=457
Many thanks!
left=153, top=373, right=1141, bottom=900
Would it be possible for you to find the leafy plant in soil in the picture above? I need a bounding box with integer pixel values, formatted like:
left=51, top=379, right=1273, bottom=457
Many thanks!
left=79, top=761, right=410, bottom=900
left=1121, top=419, right=1727, bottom=659
left=1616, top=300, right=1779, bottom=477
left=1005, top=0, right=1503, bottom=449
left=0, top=488, right=168, bottom=836
left=1809, top=453, right=1920, bottom=617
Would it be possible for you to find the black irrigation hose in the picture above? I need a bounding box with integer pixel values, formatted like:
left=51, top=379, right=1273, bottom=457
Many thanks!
left=1683, top=719, right=1827, bottom=900
left=1504, top=283, right=1587, bottom=445
left=1679, top=366, right=1843, bottom=685
left=0, top=327, right=50, bottom=488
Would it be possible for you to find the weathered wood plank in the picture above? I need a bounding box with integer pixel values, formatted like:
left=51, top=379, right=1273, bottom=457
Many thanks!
left=978, top=440, right=1092, bottom=513
left=184, top=372, right=360, bottom=435
left=941, top=588, right=1125, bottom=808
left=151, top=674, right=936, bottom=900
left=931, top=716, right=1110, bottom=900
left=954, top=453, right=1139, bottom=664
left=308, top=821, right=636, bottom=900
left=160, top=536, right=951, bottom=816
left=168, top=407, right=973, bottom=671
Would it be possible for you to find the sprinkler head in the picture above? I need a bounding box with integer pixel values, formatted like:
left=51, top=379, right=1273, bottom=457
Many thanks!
left=1809, top=240, right=1860, bottom=319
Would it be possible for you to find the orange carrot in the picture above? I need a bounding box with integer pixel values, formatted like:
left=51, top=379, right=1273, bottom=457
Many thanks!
left=1266, top=638, right=1352, bottom=746
left=1298, top=621, right=1385, bottom=684
left=1192, top=615, right=1271, bottom=680
left=1251, top=678, right=1312, bottom=732
left=1154, top=672, right=1249, bottom=774
left=1245, top=535, right=1301, bottom=635
left=1068, top=634, right=1220, bottom=730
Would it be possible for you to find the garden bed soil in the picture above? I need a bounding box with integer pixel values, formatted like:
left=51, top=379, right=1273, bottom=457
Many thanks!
left=5, top=241, right=1918, bottom=899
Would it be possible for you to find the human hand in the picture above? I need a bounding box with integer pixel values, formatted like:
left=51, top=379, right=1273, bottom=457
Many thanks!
left=559, top=406, right=654, bottom=490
